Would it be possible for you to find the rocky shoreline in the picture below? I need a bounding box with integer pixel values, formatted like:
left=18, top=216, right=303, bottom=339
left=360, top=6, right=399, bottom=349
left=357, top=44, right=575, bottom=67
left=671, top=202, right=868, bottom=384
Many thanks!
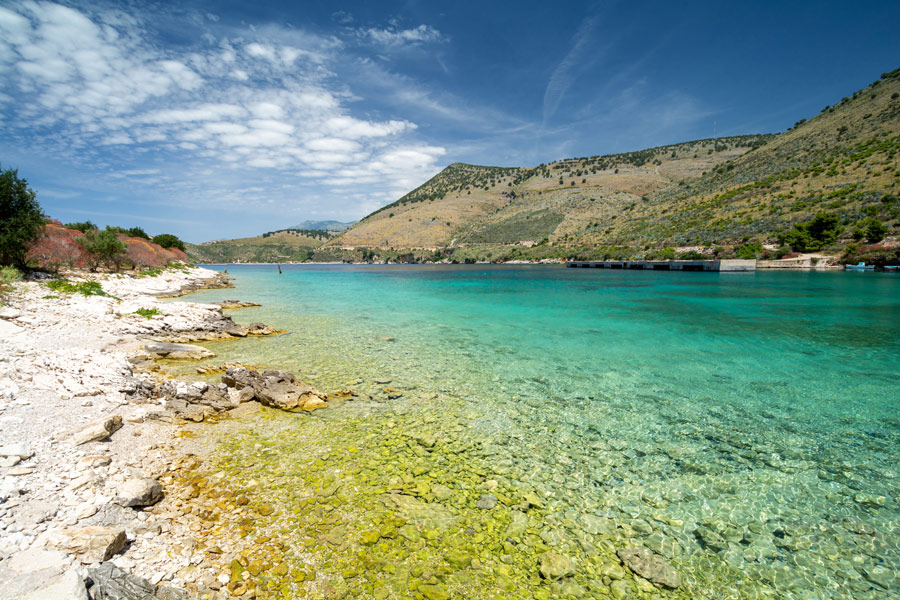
left=0, top=267, right=329, bottom=599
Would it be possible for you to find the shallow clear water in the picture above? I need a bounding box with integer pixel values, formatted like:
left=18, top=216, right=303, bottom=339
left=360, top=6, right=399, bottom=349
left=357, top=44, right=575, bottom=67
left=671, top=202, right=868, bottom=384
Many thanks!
left=178, top=265, right=900, bottom=599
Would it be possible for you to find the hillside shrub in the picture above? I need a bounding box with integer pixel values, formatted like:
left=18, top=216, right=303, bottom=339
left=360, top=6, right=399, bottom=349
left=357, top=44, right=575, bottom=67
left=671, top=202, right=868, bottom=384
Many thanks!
left=736, top=241, right=763, bottom=259
left=0, top=167, right=45, bottom=268
left=151, top=233, right=186, bottom=252
left=132, top=307, right=161, bottom=319
left=64, top=221, right=97, bottom=234
left=856, top=217, right=887, bottom=243
left=778, top=213, right=842, bottom=252
left=78, top=229, right=127, bottom=271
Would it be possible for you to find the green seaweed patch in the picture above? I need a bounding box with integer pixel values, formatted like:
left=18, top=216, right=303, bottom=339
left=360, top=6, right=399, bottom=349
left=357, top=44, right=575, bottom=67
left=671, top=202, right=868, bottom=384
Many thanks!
left=171, top=401, right=709, bottom=600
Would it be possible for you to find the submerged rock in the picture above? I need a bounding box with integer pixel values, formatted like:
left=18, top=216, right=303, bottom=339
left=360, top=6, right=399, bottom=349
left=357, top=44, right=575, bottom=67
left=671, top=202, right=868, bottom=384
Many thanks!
left=381, top=494, right=457, bottom=531
left=617, top=545, right=681, bottom=589
left=539, top=552, right=576, bottom=580
left=476, top=494, right=498, bottom=510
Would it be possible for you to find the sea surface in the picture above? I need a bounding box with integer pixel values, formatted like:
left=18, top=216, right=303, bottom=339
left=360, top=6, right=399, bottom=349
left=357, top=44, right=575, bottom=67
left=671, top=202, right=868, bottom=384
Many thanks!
left=174, top=265, right=900, bottom=600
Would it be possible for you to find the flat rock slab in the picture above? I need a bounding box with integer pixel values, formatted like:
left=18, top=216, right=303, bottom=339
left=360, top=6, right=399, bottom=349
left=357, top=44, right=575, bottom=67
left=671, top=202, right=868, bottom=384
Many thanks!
left=143, top=342, right=214, bottom=360
left=88, top=562, right=189, bottom=600
left=8, top=547, right=71, bottom=574
left=22, top=568, right=88, bottom=600
left=617, top=545, right=681, bottom=589
left=47, top=526, right=127, bottom=564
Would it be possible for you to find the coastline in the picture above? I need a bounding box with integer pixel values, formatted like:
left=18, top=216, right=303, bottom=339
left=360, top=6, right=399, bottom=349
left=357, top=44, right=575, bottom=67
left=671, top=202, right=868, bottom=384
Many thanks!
left=0, top=266, right=271, bottom=599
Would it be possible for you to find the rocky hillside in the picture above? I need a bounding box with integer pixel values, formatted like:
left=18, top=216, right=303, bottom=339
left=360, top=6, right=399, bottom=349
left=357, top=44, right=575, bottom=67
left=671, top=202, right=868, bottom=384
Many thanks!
left=329, top=68, right=900, bottom=260
left=334, top=136, right=771, bottom=249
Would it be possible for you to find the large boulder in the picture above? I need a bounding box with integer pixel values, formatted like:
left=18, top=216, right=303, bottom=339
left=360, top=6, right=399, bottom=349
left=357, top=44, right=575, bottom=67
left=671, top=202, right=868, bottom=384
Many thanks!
left=617, top=545, right=681, bottom=589
left=222, top=367, right=327, bottom=411
left=142, top=342, right=214, bottom=360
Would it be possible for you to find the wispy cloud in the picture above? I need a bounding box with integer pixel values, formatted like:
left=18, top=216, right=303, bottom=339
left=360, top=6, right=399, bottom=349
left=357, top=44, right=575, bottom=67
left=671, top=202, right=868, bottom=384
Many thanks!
left=542, top=16, right=600, bottom=124
left=361, top=24, right=445, bottom=46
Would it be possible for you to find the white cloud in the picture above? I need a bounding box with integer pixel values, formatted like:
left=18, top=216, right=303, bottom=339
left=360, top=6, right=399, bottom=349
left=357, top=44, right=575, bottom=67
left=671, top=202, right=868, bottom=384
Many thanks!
left=0, top=1, right=449, bottom=222
left=363, top=24, right=444, bottom=46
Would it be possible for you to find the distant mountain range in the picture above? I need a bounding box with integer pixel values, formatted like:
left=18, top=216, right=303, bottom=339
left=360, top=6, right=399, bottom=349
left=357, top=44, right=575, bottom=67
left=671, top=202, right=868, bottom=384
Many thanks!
left=188, top=68, right=900, bottom=264
left=287, top=220, right=356, bottom=232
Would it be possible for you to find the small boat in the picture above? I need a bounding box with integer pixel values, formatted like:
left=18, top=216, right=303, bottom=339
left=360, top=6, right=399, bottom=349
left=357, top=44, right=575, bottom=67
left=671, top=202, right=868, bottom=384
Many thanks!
left=884, top=265, right=900, bottom=272
left=844, top=262, right=874, bottom=271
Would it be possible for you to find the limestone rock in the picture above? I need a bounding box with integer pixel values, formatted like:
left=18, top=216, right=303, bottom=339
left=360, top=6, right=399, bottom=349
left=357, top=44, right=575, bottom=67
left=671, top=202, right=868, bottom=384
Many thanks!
left=539, top=552, right=576, bottom=580
left=617, top=545, right=681, bottom=589
left=71, top=415, right=123, bottom=445
left=0, top=442, right=33, bottom=459
left=22, top=568, right=88, bottom=600
left=143, top=342, right=214, bottom=360
left=88, top=562, right=190, bottom=600
left=222, top=367, right=327, bottom=412
left=8, top=547, right=71, bottom=574
left=47, top=526, right=127, bottom=563
left=115, top=478, right=163, bottom=507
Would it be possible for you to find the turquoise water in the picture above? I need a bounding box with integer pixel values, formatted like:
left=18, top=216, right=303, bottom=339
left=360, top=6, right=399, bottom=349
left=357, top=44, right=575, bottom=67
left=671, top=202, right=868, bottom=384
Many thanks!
left=181, top=265, right=900, bottom=599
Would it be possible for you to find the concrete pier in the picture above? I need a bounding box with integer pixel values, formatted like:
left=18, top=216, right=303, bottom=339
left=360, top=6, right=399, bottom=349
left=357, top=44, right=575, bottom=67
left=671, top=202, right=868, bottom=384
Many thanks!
left=565, top=259, right=756, bottom=272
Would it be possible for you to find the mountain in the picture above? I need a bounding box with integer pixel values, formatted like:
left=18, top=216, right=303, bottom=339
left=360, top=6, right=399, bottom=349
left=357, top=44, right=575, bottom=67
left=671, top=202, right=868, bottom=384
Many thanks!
left=288, top=220, right=356, bottom=232
left=186, top=229, right=338, bottom=263
left=327, top=68, right=899, bottom=262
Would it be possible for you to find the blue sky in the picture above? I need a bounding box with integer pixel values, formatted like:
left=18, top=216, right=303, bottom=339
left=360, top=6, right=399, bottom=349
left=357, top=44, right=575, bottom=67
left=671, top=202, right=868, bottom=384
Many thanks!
left=1, top=1, right=898, bottom=242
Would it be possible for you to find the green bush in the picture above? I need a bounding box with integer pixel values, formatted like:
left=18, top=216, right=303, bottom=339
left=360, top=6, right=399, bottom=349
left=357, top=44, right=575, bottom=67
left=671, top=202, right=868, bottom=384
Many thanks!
left=152, top=233, right=186, bottom=252
left=736, top=241, right=763, bottom=259
left=0, top=167, right=45, bottom=268
left=132, top=307, right=161, bottom=319
left=77, top=229, right=127, bottom=271
left=63, top=221, right=97, bottom=233
left=860, top=217, right=887, bottom=243
left=778, top=213, right=842, bottom=251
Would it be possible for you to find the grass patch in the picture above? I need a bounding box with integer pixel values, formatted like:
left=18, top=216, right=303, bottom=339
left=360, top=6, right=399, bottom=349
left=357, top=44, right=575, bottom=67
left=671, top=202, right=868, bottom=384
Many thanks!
left=132, top=307, right=162, bottom=319
left=134, top=267, right=164, bottom=278
left=42, top=295, right=59, bottom=299
left=44, top=279, right=120, bottom=300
